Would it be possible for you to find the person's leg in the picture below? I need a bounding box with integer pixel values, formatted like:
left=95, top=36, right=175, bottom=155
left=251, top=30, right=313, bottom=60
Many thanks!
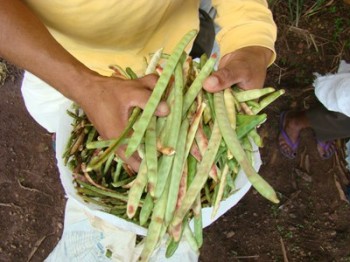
left=279, top=104, right=350, bottom=159
left=306, top=104, right=350, bottom=141
left=278, top=110, right=311, bottom=159
left=306, top=104, right=350, bottom=159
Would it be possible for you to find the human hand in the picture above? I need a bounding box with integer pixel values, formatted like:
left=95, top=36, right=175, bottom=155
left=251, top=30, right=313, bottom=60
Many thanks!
left=203, top=46, right=273, bottom=92
left=76, top=73, right=169, bottom=171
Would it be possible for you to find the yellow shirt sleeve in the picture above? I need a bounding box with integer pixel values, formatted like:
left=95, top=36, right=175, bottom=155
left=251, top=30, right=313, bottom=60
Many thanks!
left=213, top=0, right=277, bottom=65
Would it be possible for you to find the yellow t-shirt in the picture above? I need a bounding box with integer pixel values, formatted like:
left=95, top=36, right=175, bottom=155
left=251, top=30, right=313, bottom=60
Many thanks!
left=23, top=0, right=276, bottom=76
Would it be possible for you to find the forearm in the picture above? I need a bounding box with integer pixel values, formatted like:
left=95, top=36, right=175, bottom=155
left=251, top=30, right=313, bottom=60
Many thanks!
left=0, top=0, right=95, bottom=101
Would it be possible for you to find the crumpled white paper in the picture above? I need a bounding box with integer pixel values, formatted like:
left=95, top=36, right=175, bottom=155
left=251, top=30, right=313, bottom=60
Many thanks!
left=314, top=60, right=350, bottom=117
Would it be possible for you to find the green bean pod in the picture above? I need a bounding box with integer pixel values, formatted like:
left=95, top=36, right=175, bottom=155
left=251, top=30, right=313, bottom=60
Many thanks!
left=182, top=54, right=217, bottom=117
left=252, top=89, right=285, bottom=114
left=145, top=116, right=158, bottom=196
left=214, top=91, right=279, bottom=204
left=126, top=159, right=148, bottom=218
left=233, top=87, right=275, bottom=102
left=165, top=118, right=190, bottom=225
left=170, top=120, right=222, bottom=238
left=154, top=61, right=185, bottom=199
left=125, top=30, right=197, bottom=158
left=139, top=192, right=154, bottom=226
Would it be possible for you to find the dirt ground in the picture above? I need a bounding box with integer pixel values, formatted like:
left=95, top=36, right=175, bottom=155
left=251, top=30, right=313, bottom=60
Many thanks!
left=1, top=1, right=350, bottom=262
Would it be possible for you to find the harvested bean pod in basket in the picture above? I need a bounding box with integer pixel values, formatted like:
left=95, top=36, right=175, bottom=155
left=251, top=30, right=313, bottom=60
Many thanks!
left=62, top=30, right=284, bottom=261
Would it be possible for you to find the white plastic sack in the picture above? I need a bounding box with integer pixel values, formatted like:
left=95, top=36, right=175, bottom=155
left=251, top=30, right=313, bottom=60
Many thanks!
left=54, top=103, right=262, bottom=260
left=21, top=72, right=73, bottom=133
left=314, top=60, right=350, bottom=117
left=56, top=103, right=261, bottom=234
left=46, top=199, right=198, bottom=262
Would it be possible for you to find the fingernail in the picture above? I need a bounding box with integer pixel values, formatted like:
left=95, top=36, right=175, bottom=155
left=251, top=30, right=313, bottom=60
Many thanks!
left=157, top=102, right=170, bottom=115
left=206, top=76, right=219, bottom=88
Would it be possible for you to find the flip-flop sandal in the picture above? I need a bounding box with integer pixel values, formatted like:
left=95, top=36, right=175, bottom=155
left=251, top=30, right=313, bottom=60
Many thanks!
left=317, top=140, right=336, bottom=159
left=278, top=111, right=300, bottom=159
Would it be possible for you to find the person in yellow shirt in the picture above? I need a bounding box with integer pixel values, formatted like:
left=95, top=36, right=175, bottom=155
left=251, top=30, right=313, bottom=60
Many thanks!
left=0, top=1, right=278, bottom=260
left=0, top=0, right=277, bottom=170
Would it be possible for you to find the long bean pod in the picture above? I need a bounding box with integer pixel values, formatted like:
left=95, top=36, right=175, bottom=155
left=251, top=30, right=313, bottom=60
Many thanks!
left=183, top=222, right=199, bottom=254
left=154, top=60, right=185, bottom=199
left=127, top=159, right=148, bottom=218
left=125, top=30, right=197, bottom=157
left=213, top=91, right=279, bottom=204
left=139, top=192, right=154, bottom=226
left=139, top=179, right=170, bottom=262
left=165, top=118, right=190, bottom=225
left=145, top=48, right=163, bottom=75
left=223, top=88, right=236, bottom=130
left=211, top=164, right=229, bottom=219
left=182, top=54, right=217, bottom=117
left=233, top=87, right=275, bottom=102
left=170, top=120, right=222, bottom=237
left=145, top=116, right=158, bottom=196
left=252, top=89, right=285, bottom=114
left=75, top=180, right=130, bottom=202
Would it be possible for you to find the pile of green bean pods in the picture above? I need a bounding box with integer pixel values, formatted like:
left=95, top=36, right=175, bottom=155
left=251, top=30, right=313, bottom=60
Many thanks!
left=62, top=30, right=284, bottom=261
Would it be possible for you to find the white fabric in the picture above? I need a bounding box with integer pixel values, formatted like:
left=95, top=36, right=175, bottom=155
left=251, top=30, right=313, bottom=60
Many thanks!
left=314, top=60, right=350, bottom=117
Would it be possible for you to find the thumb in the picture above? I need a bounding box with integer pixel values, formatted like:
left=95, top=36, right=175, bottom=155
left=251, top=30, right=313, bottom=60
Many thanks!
left=203, top=68, right=238, bottom=93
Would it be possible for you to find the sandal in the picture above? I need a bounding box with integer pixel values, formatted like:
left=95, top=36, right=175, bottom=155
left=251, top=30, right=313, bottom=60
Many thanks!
left=278, top=111, right=300, bottom=159
left=317, top=140, right=336, bottom=159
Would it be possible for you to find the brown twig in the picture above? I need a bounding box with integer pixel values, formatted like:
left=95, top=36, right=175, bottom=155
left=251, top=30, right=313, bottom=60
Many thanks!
left=288, top=26, right=318, bottom=51
left=280, top=237, right=289, bottom=262
left=334, top=150, right=350, bottom=185
left=27, top=232, right=55, bottom=262
left=0, top=202, right=21, bottom=209
left=333, top=173, right=349, bottom=203
left=17, top=179, right=52, bottom=199
left=271, top=62, right=287, bottom=85
left=235, top=255, right=260, bottom=259
left=81, top=163, right=111, bottom=191
left=279, top=190, right=301, bottom=211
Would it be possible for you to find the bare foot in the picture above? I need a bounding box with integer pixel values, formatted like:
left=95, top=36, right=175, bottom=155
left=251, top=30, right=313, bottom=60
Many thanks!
left=317, top=140, right=336, bottom=159
left=278, top=111, right=309, bottom=159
